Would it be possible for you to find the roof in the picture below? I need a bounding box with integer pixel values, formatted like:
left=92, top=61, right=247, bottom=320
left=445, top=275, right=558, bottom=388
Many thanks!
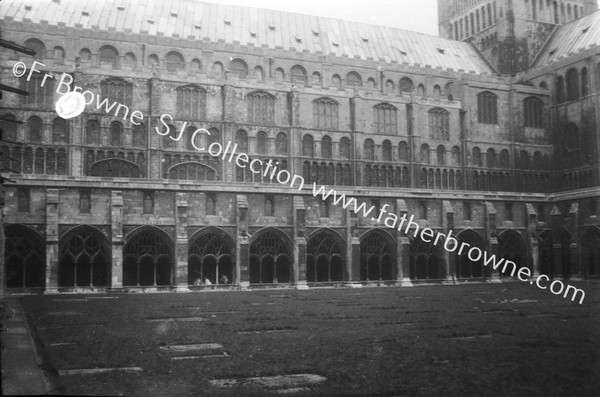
left=0, top=0, right=495, bottom=75
left=533, top=9, right=600, bottom=67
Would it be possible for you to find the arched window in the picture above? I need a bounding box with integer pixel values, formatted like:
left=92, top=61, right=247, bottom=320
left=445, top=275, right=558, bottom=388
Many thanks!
left=275, top=132, right=288, bottom=155
left=124, top=52, right=137, bottom=68
left=303, top=135, right=314, bottom=157
left=132, top=123, right=146, bottom=148
left=524, top=97, right=543, bottom=128
left=420, top=144, right=430, bottom=164
left=581, top=67, right=589, bottom=97
left=165, top=51, right=184, bottom=72
left=340, top=137, right=351, bottom=159
left=332, top=74, right=342, bottom=89
left=230, top=59, right=248, bottom=78
left=398, top=141, right=408, bottom=162
left=22, top=72, right=54, bottom=108
left=385, top=80, right=395, bottom=94
left=254, top=66, right=264, bottom=80
left=500, top=149, right=510, bottom=168
left=109, top=122, right=122, bottom=147
left=143, top=192, right=154, bottom=214
left=429, top=108, right=450, bottom=140
left=52, top=118, right=68, bottom=144
left=58, top=226, right=110, bottom=287
left=311, top=72, right=321, bottom=85
left=566, top=68, right=579, bottom=101
left=256, top=131, right=267, bottom=154
left=437, top=145, right=446, bottom=166
left=83, top=120, right=101, bottom=146
left=264, top=196, right=274, bottom=216
left=346, top=71, right=362, bottom=88
left=236, top=130, right=248, bottom=152
left=313, top=98, right=339, bottom=130
left=400, top=78, right=413, bottom=93
left=206, top=194, right=216, bottom=215
left=123, top=227, right=172, bottom=286
left=555, top=75, right=565, bottom=103
left=364, top=139, right=375, bottom=161
left=28, top=116, right=43, bottom=143
left=247, top=91, right=275, bottom=125
left=486, top=148, right=496, bottom=168
left=374, top=103, right=397, bottom=134
left=100, top=78, right=132, bottom=107
left=99, top=45, right=118, bottom=68
left=472, top=147, right=482, bottom=166
left=190, top=58, right=201, bottom=73
left=451, top=146, right=461, bottom=166
left=417, top=84, right=426, bottom=98
left=176, top=85, right=206, bottom=120
left=477, top=91, right=498, bottom=124
left=433, top=84, right=441, bottom=98
left=275, top=67, right=285, bottom=82
left=53, top=46, right=65, bottom=65
left=291, top=65, right=307, bottom=84
left=382, top=140, right=392, bottom=162
left=24, top=38, right=45, bottom=60
left=212, top=61, right=223, bottom=77
left=321, top=136, right=332, bottom=159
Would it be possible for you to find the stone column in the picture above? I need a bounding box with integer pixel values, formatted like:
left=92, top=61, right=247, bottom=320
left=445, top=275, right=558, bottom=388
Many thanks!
left=485, top=201, right=500, bottom=282
left=350, top=235, right=361, bottom=285
left=110, top=190, right=124, bottom=291
left=400, top=236, right=413, bottom=287
left=568, top=203, right=581, bottom=279
left=237, top=195, right=249, bottom=289
left=45, top=189, right=60, bottom=293
left=174, top=193, right=189, bottom=292
left=550, top=205, right=563, bottom=277
left=526, top=203, right=540, bottom=277
left=442, top=201, right=455, bottom=284
left=293, top=196, right=308, bottom=289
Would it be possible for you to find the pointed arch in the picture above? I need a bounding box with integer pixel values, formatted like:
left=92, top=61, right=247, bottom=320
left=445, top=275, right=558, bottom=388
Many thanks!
left=123, top=226, right=173, bottom=287
left=249, top=228, right=293, bottom=284
left=188, top=227, right=236, bottom=285
left=360, top=229, right=396, bottom=281
left=5, top=224, right=46, bottom=289
left=307, top=229, right=346, bottom=282
left=59, top=225, right=110, bottom=287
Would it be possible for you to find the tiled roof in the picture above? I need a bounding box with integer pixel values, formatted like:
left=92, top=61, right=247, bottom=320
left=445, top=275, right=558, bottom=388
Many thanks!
left=0, top=0, right=495, bottom=75
left=533, top=9, right=600, bottom=67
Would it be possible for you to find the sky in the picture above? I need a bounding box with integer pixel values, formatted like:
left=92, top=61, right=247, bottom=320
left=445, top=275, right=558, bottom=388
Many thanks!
left=205, top=0, right=440, bottom=35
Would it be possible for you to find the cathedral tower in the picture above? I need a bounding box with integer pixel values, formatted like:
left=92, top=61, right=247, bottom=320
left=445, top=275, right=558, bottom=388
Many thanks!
left=438, top=0, right=598, bottom=75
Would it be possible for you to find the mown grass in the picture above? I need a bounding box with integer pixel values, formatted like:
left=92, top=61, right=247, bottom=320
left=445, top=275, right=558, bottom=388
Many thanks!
left=19, top=282, right=600, bottom=396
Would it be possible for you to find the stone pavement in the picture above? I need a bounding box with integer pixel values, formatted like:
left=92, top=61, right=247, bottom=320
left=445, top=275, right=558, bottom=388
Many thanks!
left=1, top=298, right=49, bottom=395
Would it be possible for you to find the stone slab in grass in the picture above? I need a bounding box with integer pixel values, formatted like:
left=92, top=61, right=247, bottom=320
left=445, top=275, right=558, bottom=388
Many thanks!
left=47, top=312, right=81, bottom=316
left=159, top=343, right=223, bottom=352
left=52, top=298, right=87, bottom=302
left=87, top=296, right=119, bottom=300
left=170, top=352, right=230, bottom=360
left=238, top=328, right=293, bottom=334
left=447, top=334, right=493, bottom=341
left=210, top=374, right=327, bottom=390
left=146, top=317, right=206, bottom=322
left=58, top=367, right=142, bottom=376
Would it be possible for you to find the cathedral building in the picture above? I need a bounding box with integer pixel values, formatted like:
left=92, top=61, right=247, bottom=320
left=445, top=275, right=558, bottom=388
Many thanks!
left=0, top=0, right=598, bottom=293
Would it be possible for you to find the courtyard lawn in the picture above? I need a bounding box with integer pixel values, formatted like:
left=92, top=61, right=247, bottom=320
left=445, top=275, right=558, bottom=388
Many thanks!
left=16, top=282, right=600, bottom=396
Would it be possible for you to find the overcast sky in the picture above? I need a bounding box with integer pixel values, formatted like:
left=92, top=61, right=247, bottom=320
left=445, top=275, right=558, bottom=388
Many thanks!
left=209, top=0, right=440, bottom=35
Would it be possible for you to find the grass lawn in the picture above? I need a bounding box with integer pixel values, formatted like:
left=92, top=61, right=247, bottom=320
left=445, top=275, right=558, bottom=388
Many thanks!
left=16, top=281, right=600, bottom=396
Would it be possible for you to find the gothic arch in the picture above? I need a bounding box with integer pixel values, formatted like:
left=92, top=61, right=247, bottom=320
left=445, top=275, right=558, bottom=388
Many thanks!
left=5, top=224, right=45, bottom=289
left=188, top=227, right=236, bottom=285
left=58, top=225, right=110, bottom=288
left=249, top=228, right=293, bottom=284
left=498, top=230, right=528, bottom=277
left=360, top=229, right=396, bottom=281
left=123, top=226, right=173, bottom=287
left=410, top=236, right=443, bottom=280
left=456, top=229, right=487, bottom=279
left=307, top=229, right=346, bottom=282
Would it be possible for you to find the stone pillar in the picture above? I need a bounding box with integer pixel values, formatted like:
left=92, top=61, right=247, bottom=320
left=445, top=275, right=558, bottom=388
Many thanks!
left=45, top=189, right=60, bottom=293
left=485, top=201, right=500, bottom=282
left=110, top=190, right=124, bottom=291
left=526, top=203, right=540, bottom=277
left=237, top=195, right=249, bottom=288
left=293, top=196, right=308, bottom=289
left=400, top=236, right=413, bottom=287
left=568, top=203, right=581, bottom=279
left=174, top=193, right=189, bottom=292
left=551, top=205, right=563, bottom=277
left=442, top=201, right=455, bottom=284
left=350, top=236, right=361, bottom=286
